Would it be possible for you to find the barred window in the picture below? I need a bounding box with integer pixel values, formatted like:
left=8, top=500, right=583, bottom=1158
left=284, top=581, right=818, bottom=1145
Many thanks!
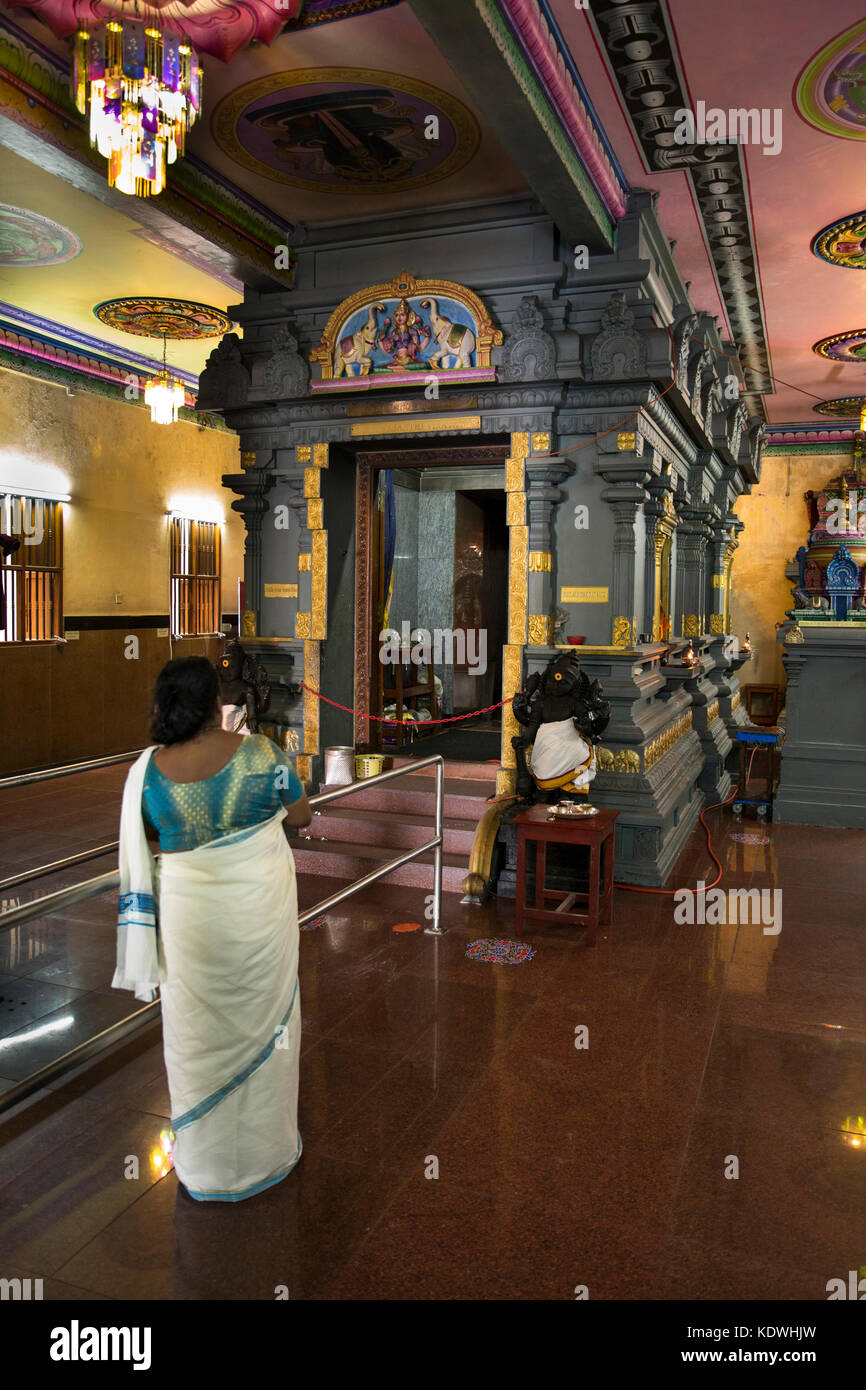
left=0, top=496, right=63, bottom=643
left=170, top=517, right=221, bottom=637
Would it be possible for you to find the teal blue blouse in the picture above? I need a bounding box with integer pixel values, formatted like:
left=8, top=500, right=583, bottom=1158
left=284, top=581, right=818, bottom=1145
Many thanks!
left=142, top=734, right=305, bottom=852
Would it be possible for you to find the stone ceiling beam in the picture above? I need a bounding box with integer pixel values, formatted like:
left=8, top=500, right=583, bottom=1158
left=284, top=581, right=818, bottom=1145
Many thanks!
left=408, top=0, right=621, bottom=254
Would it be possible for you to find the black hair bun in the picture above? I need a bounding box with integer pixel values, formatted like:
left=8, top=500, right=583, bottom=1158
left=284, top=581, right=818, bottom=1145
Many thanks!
left=151, top=656, right=219, bottom=746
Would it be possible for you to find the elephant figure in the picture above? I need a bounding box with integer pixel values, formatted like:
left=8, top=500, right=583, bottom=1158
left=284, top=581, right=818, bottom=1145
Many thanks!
left=420, top=298, right=476, bottom=369
left=334, top=302, right=385, bottom=377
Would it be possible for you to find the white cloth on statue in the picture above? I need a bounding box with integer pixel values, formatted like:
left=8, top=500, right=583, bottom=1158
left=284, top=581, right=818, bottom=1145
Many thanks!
left=528, top=717, right=597, bottom=790
left=158, top=810, right=301, bottom=1201
left=221, top=704, right=251, bottom=735
left=113, top=746, right=161, bottom=1003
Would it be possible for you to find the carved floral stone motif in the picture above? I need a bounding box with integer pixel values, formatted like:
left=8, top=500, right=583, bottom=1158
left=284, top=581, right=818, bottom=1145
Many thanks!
left=591, top=292, right=646, bottom=380
left=499, top=295, right=557, bottom=383
left=263, top=325, right=309, bottom=399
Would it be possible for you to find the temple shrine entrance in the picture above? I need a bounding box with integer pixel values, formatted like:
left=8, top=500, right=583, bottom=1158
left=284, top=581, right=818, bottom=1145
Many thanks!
left=354, top=443, right=510, bottom=762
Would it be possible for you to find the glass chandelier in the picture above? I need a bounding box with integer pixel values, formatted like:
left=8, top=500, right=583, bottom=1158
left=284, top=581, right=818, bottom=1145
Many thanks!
left=145, top=337, right=185, bottom=424
left=72, top=19, right=202, bottom=197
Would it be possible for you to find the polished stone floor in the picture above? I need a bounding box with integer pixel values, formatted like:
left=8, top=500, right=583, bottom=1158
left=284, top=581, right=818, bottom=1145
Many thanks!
left=1, top=764, right=865, bottom=1299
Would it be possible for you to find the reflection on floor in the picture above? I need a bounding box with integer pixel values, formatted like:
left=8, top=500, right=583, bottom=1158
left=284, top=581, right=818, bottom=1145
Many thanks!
left=1, top=764, right=865, bottom=1299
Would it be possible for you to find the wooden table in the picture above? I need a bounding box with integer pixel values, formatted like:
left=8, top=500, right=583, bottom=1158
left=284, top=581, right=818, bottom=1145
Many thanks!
left=514, top=805, right=619, bottom=945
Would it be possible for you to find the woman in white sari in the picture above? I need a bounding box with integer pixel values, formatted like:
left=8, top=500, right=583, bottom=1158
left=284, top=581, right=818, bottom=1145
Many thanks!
left=113, top=656, right=310, bottom=1202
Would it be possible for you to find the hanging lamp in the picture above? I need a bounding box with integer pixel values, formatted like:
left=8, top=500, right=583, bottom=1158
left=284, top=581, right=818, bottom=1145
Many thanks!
left=10, top=3, right=304, bottom=196
left=144, top=335, right=185, bottom=424
left=72, top=18, right=201, bottom=198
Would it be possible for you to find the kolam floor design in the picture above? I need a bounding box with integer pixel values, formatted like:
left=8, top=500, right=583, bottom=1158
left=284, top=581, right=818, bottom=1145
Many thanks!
left=1, top=764, right=864, bottom=1299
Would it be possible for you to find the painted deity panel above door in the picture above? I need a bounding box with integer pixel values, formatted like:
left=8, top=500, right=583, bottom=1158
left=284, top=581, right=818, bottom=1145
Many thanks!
left=310, top=269, right=502, bottom=392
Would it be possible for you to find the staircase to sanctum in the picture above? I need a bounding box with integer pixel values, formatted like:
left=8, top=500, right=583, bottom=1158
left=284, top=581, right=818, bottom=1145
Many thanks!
left=290, top=757, right=499, bottom=894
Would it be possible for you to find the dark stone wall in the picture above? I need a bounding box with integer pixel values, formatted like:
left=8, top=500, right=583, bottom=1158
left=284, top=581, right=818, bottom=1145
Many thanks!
left=207, top=190, right=763, bottom=882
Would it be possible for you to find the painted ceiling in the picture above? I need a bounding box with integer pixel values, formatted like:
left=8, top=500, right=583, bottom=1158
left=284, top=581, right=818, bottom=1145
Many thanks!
left=0, top=144, right=241, bottom=378
left=3, top=0, right=866, bottom=427
left=556, top=0, right=866, bottom=425
left=192, top=4, right=526, bottom=222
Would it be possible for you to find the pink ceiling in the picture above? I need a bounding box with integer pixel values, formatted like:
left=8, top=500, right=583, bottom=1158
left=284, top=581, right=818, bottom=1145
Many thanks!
left=552, top=0, right=866, bottom=423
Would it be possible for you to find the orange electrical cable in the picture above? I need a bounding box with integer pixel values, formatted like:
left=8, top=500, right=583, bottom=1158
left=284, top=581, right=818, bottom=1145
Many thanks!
left=615, top=785, right=740, bottom=895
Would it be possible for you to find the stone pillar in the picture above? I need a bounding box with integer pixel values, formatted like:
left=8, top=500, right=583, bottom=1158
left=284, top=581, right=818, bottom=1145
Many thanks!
left=675, top=512, right=710, bottom=638
left=294, top=442, right=328, bottom=784
left=663, top=637, right=732, bottom=801
left=706, top=523, right=729, bottom=637
left=599, top=437, right=652, bottom=645
left=606, top=490, right=647, bottom=644
left=525, top=441, right=572, bottom=645
left=643, top=479, right=677, bottom=641
left=500, top=431, right=530, bottom=796
left=221, top=468, right=276, bottom=634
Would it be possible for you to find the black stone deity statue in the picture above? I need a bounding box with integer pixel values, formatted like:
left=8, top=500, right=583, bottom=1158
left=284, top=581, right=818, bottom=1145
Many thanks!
left=217, top=633, right=271, bottom=735
left=511, top=651, right=610, bottom=804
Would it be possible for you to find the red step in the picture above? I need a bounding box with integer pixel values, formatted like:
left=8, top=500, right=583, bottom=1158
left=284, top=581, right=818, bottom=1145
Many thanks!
left=389, top=755, right=502, bottom=781
left=317, top=773, right=495, bottom=820
left=294, top=761, right=498, bottom=894
left=301, top=805, right=477, bottom=856
left=290, top=837, right=470, bottom=892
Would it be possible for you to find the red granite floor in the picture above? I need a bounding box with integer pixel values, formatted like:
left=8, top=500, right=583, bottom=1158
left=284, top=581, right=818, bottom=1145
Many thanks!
left=1, top=765, right=865, bottom=1300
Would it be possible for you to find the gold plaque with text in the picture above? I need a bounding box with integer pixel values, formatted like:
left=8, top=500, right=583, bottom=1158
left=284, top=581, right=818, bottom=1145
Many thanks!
left=560, top=587, right=609, bottom=603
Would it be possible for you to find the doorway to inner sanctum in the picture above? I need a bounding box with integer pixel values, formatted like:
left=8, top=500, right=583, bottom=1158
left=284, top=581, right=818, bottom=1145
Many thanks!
left=355, top=444, right=510, bottom=763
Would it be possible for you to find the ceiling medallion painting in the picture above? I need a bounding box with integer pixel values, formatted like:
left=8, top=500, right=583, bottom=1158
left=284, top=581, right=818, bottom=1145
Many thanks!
left=93, top=296, right=232, bottom=338
left=814, top=397, right=866, bottom=418
left=813, top=330, right=866, bottom=364
left=310, top=270, right=502, bottom=392
left=812, top=211, right=866, bottom=270
left=795, top=20, right=866, bottom=140
left=210, top=68, right=479, bottom=191
left=0, top=205, right=82, bottom=266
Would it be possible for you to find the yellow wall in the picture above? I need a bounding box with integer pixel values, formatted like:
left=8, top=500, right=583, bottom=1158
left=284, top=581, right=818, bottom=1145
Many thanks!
left=730, top=449, right=851, bottom=689
left=0, top=368, right=243, bottom=616
left=0, top=370, right=246, bottom=772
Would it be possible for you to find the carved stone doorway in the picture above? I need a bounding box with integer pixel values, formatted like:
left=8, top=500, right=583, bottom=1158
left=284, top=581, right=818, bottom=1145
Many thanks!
left=354, top=442, right=511, bottom=755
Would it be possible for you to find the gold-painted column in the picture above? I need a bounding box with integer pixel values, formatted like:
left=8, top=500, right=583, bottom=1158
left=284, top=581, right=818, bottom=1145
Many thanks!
left=295, top=443, right=328, bottom=782
left=723, top=543, right=735, bottom=634
left=500, top=431, right=529, bottom=796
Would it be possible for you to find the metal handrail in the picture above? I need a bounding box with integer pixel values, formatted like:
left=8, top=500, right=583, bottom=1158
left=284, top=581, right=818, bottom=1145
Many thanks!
left=0, top=843, right=120, bottom=893
left=0, top=870, right=119, bottom=931
left=0, top=755, right=446, bottom=1115
left=0, top=749, right=142, bottom=789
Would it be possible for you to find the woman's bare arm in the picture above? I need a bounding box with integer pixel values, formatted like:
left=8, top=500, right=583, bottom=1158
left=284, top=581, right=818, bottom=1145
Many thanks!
left=282, top=789, right=312, bottom=827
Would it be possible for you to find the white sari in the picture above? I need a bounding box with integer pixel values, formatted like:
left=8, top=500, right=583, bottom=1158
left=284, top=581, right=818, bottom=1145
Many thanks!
left=115, top=752, right=302, bottom=1202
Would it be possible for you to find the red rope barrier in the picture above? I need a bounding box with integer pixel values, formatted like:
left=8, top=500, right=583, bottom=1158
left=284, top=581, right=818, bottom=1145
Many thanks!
left=299, top=681, right=513, bottom=725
